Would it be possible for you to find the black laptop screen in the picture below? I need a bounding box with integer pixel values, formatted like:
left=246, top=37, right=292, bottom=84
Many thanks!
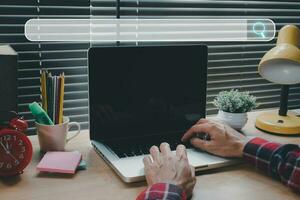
left=89, top=45, right=207, bottom=142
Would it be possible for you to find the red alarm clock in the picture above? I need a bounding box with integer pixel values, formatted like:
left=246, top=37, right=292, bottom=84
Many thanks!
left=0, top=112, right=33, bottom=176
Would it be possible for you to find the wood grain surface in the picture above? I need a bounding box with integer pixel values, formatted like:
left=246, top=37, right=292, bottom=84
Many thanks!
left=1, top=110, right=300, bottom=200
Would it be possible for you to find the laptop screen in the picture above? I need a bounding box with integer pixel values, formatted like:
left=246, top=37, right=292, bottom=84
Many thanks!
left=89, top=45, right=207, bottom=142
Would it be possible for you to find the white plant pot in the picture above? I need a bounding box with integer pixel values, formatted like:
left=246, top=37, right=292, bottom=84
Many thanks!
left=217, top=110, right=248, bottom=130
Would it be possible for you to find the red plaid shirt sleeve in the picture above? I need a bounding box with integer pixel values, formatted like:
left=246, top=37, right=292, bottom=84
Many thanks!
left=136, top=183, right=186, bottom=200
left=136, top=137, right=300, bottom=199
left=243, top=137, right=300, bottom=191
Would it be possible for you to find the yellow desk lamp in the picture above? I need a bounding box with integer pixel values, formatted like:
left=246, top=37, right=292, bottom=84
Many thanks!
left=256, top=25, right=300, bottom=135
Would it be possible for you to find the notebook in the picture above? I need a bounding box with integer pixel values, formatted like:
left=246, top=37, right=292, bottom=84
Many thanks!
left=37, top=151, right=82, bottom=174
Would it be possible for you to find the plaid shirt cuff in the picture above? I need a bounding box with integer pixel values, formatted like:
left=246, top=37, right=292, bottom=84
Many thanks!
left=136, top=183, right=187, bottom=200
left=243, top=137, right=281, bottom=173
left=243, top=137, right=300, bottom=191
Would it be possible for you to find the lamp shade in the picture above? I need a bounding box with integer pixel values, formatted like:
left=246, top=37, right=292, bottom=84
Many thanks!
left=258, top=25, right=300, bottom=85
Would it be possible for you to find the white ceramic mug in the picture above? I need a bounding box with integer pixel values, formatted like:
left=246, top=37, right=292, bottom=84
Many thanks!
left=36, top=116, right=81, bottom=152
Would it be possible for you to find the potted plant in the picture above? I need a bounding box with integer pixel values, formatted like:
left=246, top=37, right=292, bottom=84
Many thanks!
left=213, top=89, right=258, bottom=130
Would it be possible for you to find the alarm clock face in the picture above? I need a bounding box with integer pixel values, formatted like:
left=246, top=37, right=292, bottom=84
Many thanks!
left=0, top=129, right=33, bottom=176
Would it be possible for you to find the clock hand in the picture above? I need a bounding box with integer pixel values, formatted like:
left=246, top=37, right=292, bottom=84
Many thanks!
left=6, top=140, right=10, bottom=151
left=7, top=152, right=18, bottom=162
left=0, top=141, right=10, bottom=153
left=0, top=141, right=18, bottom=162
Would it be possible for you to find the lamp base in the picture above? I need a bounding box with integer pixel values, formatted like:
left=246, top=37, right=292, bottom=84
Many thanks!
left=255, top=111, right=300, bottom=135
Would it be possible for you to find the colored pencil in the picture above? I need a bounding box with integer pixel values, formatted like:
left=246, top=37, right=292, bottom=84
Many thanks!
left=59, top=73, right=65, bottom=124
left=52, top=76, right=56, bottom=124
left=40, top=69, right=47, bottom=112
left=40, top=71, right=65, bottom=124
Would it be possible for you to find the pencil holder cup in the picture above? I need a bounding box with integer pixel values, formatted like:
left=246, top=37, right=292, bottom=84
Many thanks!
left=36, top=116, right=81, bottom=152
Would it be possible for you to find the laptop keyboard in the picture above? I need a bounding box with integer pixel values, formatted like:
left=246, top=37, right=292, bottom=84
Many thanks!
left=105, top=135, right=193, bottom=158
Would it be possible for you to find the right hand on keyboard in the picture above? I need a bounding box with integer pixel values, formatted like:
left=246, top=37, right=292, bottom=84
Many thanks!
left=143, top=143, right=196, bottom=199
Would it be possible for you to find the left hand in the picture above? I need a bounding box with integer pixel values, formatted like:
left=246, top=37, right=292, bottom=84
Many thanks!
left=181, top=118, right=248, bottom=158
left=143, top=143, right=196, bottom=198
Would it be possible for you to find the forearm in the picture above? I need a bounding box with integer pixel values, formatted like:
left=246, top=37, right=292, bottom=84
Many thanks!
left=243, top=137, right=300, bottom=191
left=136, top=183, right=186, bottom=200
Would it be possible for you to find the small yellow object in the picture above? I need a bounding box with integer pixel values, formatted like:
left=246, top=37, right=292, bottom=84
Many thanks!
left=256, top=111, right=300, bottom=135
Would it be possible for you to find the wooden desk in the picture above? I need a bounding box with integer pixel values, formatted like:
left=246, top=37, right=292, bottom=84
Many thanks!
left=1, top=110, right=300, bottom=200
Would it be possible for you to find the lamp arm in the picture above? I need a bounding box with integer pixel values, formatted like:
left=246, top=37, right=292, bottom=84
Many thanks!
left=279, top=85, right=289, bottom=116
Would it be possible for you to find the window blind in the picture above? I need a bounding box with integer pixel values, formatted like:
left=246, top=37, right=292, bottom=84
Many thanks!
left=0, top=0, right=90, bottom=134
left=90, top=0, right=120, bottom=47
left=38, top=0, right=90, bottom=132
left=0, top=0, right=39, bottom=134
left=92, top=0, right=300, bottom=115
left=91, top=0, right=116, bottom=17
left=1, top=0, right=300, bottom=134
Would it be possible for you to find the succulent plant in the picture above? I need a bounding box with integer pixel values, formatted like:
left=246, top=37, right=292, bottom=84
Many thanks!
left=213, top=89, right=258, bottom=113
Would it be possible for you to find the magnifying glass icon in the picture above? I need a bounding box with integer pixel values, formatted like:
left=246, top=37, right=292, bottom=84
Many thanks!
left=253, top=22, right=266, bottom=38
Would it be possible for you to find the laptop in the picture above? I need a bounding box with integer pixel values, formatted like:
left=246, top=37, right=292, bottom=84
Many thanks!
left=88, top=45, right=239, bottom=183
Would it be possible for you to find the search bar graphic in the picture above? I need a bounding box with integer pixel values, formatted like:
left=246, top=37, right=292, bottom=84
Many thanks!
left=25, top=19, right=275, bottom=42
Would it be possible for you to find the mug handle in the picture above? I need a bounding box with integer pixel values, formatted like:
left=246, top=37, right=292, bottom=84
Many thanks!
left=66, top=122, right=81, bottom=143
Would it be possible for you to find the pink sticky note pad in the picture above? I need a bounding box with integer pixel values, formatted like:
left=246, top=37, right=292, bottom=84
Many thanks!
left=37, top=151, right=82, bottom=174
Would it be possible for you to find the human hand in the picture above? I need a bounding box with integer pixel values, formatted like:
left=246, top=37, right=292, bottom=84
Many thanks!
left=181, top=119, right=249, bottom=158
left=143, top=143, right=196, bottom=198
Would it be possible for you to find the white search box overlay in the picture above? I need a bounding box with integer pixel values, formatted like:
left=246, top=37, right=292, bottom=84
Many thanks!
left=25, top=19, right=275, bottom=42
